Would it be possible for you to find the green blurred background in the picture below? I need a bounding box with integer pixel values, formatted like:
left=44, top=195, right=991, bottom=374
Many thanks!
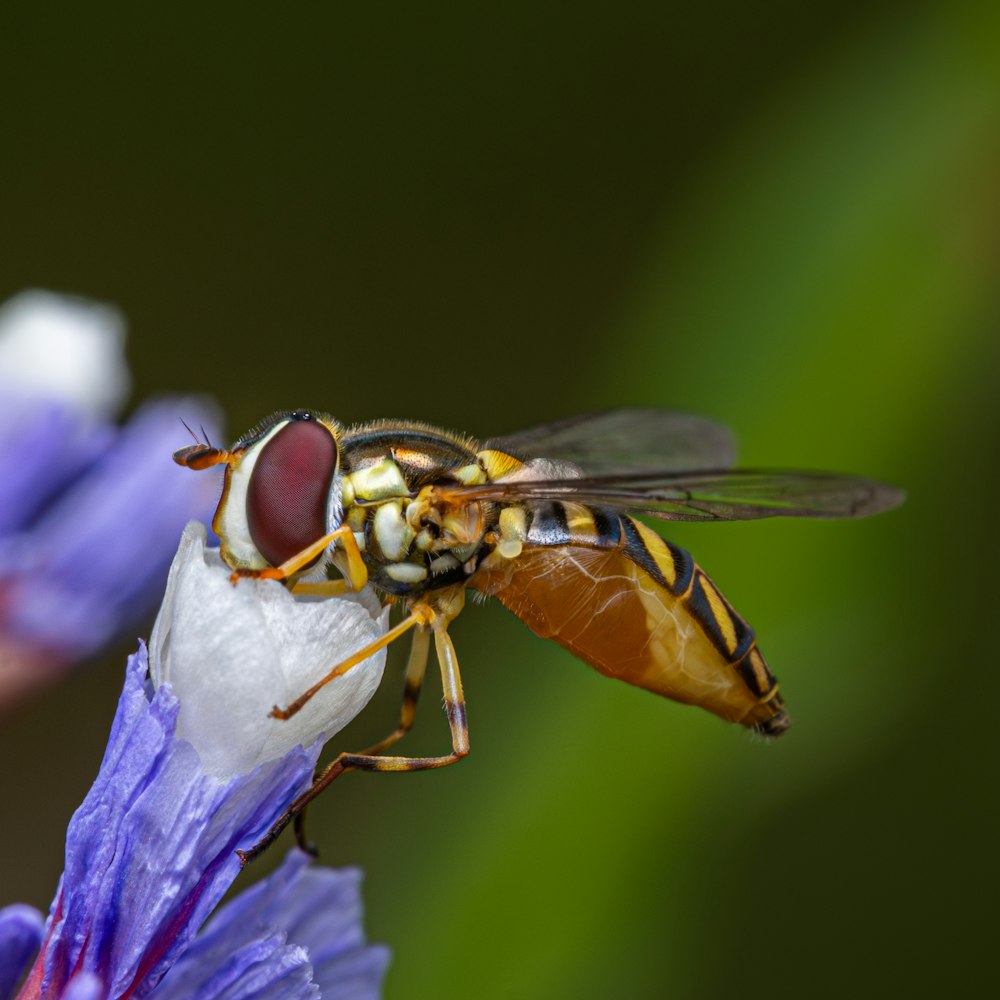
left=2, top=3, right=997, bottom=997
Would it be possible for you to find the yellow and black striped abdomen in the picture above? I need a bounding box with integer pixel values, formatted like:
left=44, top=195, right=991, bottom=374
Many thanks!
left=470, top=504, right=789, bottom=737
left=620, top=516, right=788, bottom=736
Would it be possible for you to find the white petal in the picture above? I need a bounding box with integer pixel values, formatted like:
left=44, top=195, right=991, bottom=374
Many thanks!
left=150, top=523, right=390, bottom=779
left=0, top=290, right=130, bottom=420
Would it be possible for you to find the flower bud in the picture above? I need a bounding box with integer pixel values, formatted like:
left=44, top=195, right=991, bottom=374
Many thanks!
left=150, top=522, right=390, bottom=779
left=0, top=289, right=130, bottom=420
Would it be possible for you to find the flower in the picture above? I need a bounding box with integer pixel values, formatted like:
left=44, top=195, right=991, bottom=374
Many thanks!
left=15, top=647, right=320, bottom=998
left=4, top=523, right=391, bottom=998
left=0, top=290, right=221, bottom=710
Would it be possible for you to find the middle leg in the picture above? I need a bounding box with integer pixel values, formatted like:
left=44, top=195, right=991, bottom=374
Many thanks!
left=239, top=615, right=469, bottom=867
left=293, top=625, right=431, bottom=854
left=357, top=625, right=431, bottom=756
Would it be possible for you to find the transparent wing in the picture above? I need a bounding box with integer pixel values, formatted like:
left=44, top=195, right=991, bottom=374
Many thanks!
left=441, top=469, right=905, bottom=521
left=487, top=408, right=738, bottom=475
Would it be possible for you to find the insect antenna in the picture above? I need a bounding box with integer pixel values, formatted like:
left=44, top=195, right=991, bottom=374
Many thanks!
left=179, top=417, right=203, bottom=446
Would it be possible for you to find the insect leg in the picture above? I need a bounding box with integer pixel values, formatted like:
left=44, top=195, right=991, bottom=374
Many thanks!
left=291, top=626, right=431, bottom=856
left=291, top=579, right=352, bottom=597
left=356, top=625, right=431, bottom=756
left=269, top=609, right=427, bottom=720
left=231, top=522, right=368, bottom=590
left=238, top=618, right=469, bottom=868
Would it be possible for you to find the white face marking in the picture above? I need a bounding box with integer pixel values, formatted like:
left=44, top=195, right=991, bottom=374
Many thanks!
left=217, top=419, right=289, bottom=569
left=324, top=474, right=344, bottom=537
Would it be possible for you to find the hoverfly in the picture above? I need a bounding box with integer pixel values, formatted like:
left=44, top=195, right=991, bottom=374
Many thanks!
left=174, top=408, right=903, bottom=862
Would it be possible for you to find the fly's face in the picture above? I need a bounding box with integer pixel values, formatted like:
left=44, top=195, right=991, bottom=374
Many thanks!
left=175, top=409, right=343, bottom=573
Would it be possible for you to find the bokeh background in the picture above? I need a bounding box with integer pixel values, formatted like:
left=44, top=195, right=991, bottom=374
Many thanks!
left=2, top=3, right=997, bottom=997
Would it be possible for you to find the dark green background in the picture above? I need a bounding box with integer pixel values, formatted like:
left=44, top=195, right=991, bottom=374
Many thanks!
left=2, top=4, right=997, bottom=997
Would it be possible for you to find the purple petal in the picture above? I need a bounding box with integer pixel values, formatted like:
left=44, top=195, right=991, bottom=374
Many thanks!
left=0, top=400, right=222, bottom=659
left=29, top=645, right=321, bottom=998
left=149, top=932, right=318, bottom=1000
left=251, top=857, right=390, bottom=1000
left=151, top=851, right=387, bottom=1000
left=0, top=904, right=44, bottom=1000
left=0, top=393, right=113, bottom=535
left=313, top=947, right=393, bottom=1000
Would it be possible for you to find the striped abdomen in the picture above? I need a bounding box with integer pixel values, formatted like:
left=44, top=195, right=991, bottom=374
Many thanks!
left=470, top=503, right=789, bottom=737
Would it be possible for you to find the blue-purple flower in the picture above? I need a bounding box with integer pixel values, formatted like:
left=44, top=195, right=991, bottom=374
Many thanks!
left=0, top=290, right=221, bottom=709
left=5, top=615, right=388, bottom=999
left=2, top=303, right=392, bottom=996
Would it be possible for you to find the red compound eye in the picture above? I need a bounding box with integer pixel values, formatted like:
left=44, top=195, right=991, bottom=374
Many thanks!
left=246, top=416, right=338, bottom=567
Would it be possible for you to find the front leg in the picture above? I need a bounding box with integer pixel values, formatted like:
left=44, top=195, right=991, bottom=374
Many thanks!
left=230, top=523, right=368, bottom=591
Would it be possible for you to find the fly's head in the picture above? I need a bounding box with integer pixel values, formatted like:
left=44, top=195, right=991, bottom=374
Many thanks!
left=174, top=409, right=343, bottom=572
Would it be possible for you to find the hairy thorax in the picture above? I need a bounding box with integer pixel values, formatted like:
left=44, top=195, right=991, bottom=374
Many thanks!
left=336, top=425, right=507, bottom=597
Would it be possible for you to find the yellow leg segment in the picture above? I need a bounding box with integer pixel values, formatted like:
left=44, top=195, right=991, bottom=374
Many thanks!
left=290, top=627, right=432, bottom=856
left=291, top=579, right=352, bottom=597
left=231, top=523, right=368, bottom=590
left=357, top=626, right=431, bottom=756
left=238, top=615, right=469, bottom=867
left=269, top=609, right=428, bottom=720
